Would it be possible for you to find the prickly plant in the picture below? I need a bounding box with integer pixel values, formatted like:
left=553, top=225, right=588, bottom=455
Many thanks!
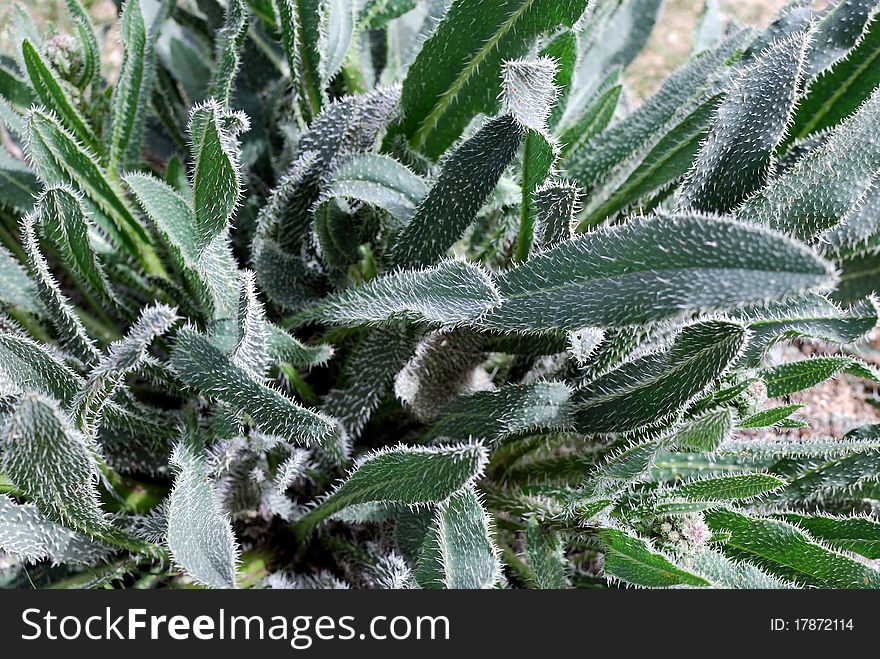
left=2, top=0, right=880, bottom=590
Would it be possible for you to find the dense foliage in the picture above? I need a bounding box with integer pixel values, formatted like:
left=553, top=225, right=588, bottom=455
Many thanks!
left=2, top=0, right=880, bottom=589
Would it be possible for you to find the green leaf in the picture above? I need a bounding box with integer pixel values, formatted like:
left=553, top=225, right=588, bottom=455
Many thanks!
left=688, top=548, right=794, bottom=589
left=803, top=0, right=878, bottom=78
left=209, top=0, right=249, bottom=106
left=779, top=513, right=880, bottom=559
left=73, top=303, right=178, bottom=436
left=0, top=333, right=82, bottom=404
left=125, top=171, right=198, bottom=265
left=598, top=528, right=710, bottom=588
left=558, top=69, right=621, bottom=160
left=531, top=179, right=579, bottom=250
left=723, top=435, right=880, bottom=460
left=664, top=473, right=785, bottom=501
left=501, top=56, right=560, bottom=135
left=425, top=381, right=572, bottom=445
left=483, top=213, right=834, bottom=332
left=320, top=153, right=427, bottom=226
left=296, top=86, right=401, bottom=168
left=669, top=408, right=735, bottom=452
left=21, top=39, right=99, bottom=153
left=0, top=494, right=110, bottom=565
left=170, top=326, right=341, bottom=449
left=21, top=209, right=100, bottom=366
left=276, top=0, right=324, bottom=120
left=790, top=9, right=880, bottom=139
left=824, top=185, right=880, bottom=258
left=572, top=321, right=747, bottom=434
left=576, top=94, right=719, bottom=228
left=541, top=29, right=576, bottom=131
left=293, top=443, right=488, bottom=538
left=564, top=29, right=749, bottom=191
left=320, top=0, right=355, bottom=85
left=125, top=172, right=237, bottom=319
left=109, top=0, right=158, bottom=171
left=0, top=243, right=42, bottom=316
left=390, top=114, right=524, bottom=268
left=705, top=508, right=880, bottom=588
left=189, top=100, right=247, bottom=253
left=322, top=327, right=421, bottom=437
left=399, top=0, right=593, bottom=157
left=650, top=436, right=880, bottom=482
left=37, top=185, right=118, bottom=310
left=760, top=355, right=880, bottom=398
left=678, top=33, right=809, bottom=213
left=0, top=64, right=36, bottom=113
left=507, top=57, right=561, bottom=262
left=64, top=0, right=100, bottom=89
left=773, top=449, right=880, bottom=503
left=230, top=270, right=270, bottom=379
left=268, top=323, right=333, bottom=370
left=733, top=294, right=879, bottom=366
left=300, top=260, right=501, bottom=327
left=1, top=393, right=107, bottom=535
left=835, top=250, right=880, bottom=303
left=0, top=148, right=39, bottom=214
left=739, top=86, right=880, bottom=243
left=414, top=485, right=500, bottom=589
left=524, top=516, right=566, bottom=589
left=167, top=439, right=239, bottom=588
left=25, top=107, right=155, bottom=270
left=393, top=328, right=485, bottom=422
left=739, top=404, right=804, bottom=429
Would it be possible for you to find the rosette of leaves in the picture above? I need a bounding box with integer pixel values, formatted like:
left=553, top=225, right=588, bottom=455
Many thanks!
left=1, top=0, right=880, bottom=590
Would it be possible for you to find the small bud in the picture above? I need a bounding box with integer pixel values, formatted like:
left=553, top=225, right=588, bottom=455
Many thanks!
left=44, top=34, right=84, bottom=83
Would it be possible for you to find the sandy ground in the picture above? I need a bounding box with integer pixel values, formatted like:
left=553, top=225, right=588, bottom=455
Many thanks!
left=627, top=0, right=789, bottom=98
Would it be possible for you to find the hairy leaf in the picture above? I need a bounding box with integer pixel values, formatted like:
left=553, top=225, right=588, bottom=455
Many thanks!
left=760, top=355, right=880, bottom=398
left=734, top=294, right=879, bottom=366
left=426, top=382, right=572, bottom=445
left=483, top=213, right=834, bottom=332
left=663, top=473, right=785, bottom=501
left=171, top=326, right=340, bottom=448
left=167, top=439, right=239, bottom=588
left=2, top=394, right=107, bottom=535
left=779, top=513, right=880, bottom=559
left=598, top=528, right=710, bottom=588
left=0, top=494, right=110, bottom=565
left=706, top=508, right=880, bottom=588
left=739, top=86, right=880, bottom=242
left=391, top=115, right=524, bottom=268
left=21, top=209, right=100, bottom=365
left=572, top=321, right=747, bottom=434
left=37, top=185, right=118, bottom=310
left=300, top=260, right=501, bottom=327
left=669, top=408, right=735, bottom=452
left=414, top=485, right=500, bottom=589
left=294, top=443, right=488, bottom=536
left=399, top=0, right=593, bottom=157
left=22, top=39, right=98, bottom=152
left=678, top=33, right=809, bottom=213
left=525, top=516, right=566, bottom=589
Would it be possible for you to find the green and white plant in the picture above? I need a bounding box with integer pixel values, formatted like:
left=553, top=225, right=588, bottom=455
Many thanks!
left=1, top=0, right=880, bottom=589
